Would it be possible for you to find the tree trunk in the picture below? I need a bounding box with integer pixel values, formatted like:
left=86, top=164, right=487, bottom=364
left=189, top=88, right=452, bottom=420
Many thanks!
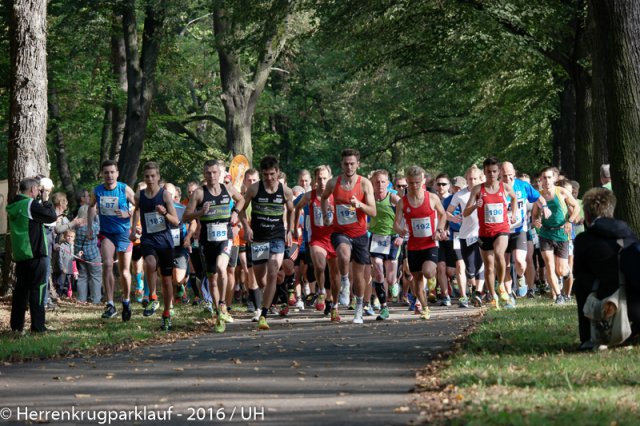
left=110, top=10, right=127, bottom=163
left=213, top=1, right=293, bottom=166
left=117, top=0, right=165, bottom=186
left=49, top=82, right=75, bottom=196
left=590, top=0, right=640, bottom=235
left=590, top=6, right=608, bottom=188
left=3, top=0, right=49, bottom=296
left=100, top=88, right=113, bottom=166
left=573, top=67, right=594, bottom=190
left=551, top=79, right=576, bottom=178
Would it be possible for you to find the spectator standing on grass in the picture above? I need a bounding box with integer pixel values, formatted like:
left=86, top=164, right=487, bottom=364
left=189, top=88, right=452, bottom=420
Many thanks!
left=573, top=188, right=639, bottom=350
left=74, top=205, right=103, bottom=304
left=7, top=177, right=58, bottom=334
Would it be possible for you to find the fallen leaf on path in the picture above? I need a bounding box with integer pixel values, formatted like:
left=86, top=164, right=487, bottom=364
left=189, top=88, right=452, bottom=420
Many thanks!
left=75, top=394, right=91, bottom=399
left=394, top=406, right=410, bottom=413
left=291, top=360, right=300, bottom=368
left=231, top=358, right=242, bottom=364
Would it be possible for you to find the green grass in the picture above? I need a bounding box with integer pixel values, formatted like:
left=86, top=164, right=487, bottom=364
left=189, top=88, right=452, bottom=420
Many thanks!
left=438, top=299, right=640, bottom=425
left=0, top=300, right=215, bottom=362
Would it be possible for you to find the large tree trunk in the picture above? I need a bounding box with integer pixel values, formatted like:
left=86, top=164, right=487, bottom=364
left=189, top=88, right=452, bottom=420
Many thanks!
left=551, top=79, right=576, bottom=178
left=213, top=1, right=293, bottom=166
left=49, top=83, right=75, bottom=196
left=110, top=11, right=127, bottom=163
left=117, top=0, right=165, bottom=186
left=3, top=0, right=49, bottom=296
left=572, top=67, right=594, bottom=190
left=590, top=5, right=608, bottom=188
left=590, top=0, right=640, bottom=235
left=100, top=88, right=113, bottom=166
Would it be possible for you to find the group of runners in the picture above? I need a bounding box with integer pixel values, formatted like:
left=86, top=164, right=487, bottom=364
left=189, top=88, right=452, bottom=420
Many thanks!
left=84, top=149, right=583, bottom=332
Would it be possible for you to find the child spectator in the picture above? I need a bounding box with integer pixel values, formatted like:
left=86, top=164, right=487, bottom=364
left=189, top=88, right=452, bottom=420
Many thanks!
left=56, top=229, right=78, bottom=298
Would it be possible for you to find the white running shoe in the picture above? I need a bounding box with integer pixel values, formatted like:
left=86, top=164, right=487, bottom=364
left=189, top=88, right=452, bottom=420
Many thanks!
left=339, top=279, right=350, bottom=306
left=295, top=299, right=305, bottom=310
left=251, top=310, right=261, bottom=322
left=353, top=303, right=364, bottom=324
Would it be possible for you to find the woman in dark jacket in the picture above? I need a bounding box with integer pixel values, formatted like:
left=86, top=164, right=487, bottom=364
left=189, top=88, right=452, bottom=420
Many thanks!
left=574, top=187, right=638, bottom=350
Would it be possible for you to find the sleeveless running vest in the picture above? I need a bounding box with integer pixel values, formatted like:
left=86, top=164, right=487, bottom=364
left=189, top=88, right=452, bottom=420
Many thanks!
left=403, top=191, right=437, bottom=251
left=198, top=184, right=232, bottom=243
left=369, top=193, right=395, bottom=236
left=309, top=189, right=334, bottom=243
left=539, top=187, right=569, bottom=242
left=95, top=182, right=130, bottom=235
left=139, top=188, right=173, bottom=248
left=251, top=181, right=286, bottom=241
left=477, top=182, right=510, bottom=237
left=332, top=175, right=367, bottom=238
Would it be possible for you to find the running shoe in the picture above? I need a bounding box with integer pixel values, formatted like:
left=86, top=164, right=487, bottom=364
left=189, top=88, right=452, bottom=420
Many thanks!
left=315, top=294, right=325, bottom=312
left=458, top=297, right=469, bottom=308
left=555, top=294, right=566, bottom=305
left=213, top=318, right=226, bottom=333
left=497, top=285, right=510, bottom=302
left=143, top=300, right=159, bottom=317
left=202, top=301, right=214, bottom=314
left=391, top=282, right=400, bottom=300
left=305, top=293, right=318, bottom=308
left=516, top=276, right=528, bottom=298
left=376, top=306, right=390, bottom=321
left=191, top=296, right=201, bottom=306
left=295, top=299, right=305, bottom=310
left=269, top=305, right=279, bottom=315
left=363, top=304, right=375, bottom=316
left=504, top=296, right=516, bottom=309
left=251, top=310, right=261, bottom=322
left=331, top=309, right=341, bottom=322
left=348, top=297, right=356, bottom=311
left=372, top=297, right=381, bottom=311
left=122, top=303, right=132, bottom=322
left=257, top=316, right=270, bottom=330
left=339, top=279, right=350, bottom=306
left=101, top=303, right=117, bottom=319
left=428, top=291, right=438, bottom=304
left=324, top=300, right=332, bottom=316
left=420, top=308, right=430, bottom=320
left=526, top=288, right=536, bottom=299
left=279, top=304, right=289, bottom=316
left=353, top=303, right=364, bottom=324
left=219, top=311, right=234, bottom=323
left=472, top=293, right=483, bottom=307
left=176, top=284, right=185, bottom=298
left=134, top=289, right=144, bottom=303
left=288, top=291, right=297, bottom=306
left=414, top=301, right=422, bottom=314
left=408, top=293, right=416, bottom=311
left=160, top=315, right=172, bottom=331
left=440, top=295, right=452, bottom=307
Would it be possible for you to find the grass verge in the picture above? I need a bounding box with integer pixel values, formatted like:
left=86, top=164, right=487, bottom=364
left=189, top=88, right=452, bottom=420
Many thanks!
left=414, top=298, right=640, bottom=425
left=0, top=298, right=221, bottom=362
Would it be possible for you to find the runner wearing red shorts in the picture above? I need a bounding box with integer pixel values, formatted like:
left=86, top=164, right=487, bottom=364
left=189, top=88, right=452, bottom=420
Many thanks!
left=294, top=165, right=339, bottom=319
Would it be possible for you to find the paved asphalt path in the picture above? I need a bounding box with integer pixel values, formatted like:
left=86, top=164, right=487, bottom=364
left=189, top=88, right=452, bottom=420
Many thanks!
left=0, top=305, right=479, bottom=426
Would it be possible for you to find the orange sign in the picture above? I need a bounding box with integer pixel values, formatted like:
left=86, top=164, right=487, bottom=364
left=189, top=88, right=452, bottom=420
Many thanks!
left=229, top=154, right=250, bottom=192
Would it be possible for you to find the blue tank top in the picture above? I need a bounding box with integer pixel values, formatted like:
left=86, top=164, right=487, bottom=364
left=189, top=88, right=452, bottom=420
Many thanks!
left=95, top=182, right=131, bottom=235
left=139, top=188, right=173, bottom=248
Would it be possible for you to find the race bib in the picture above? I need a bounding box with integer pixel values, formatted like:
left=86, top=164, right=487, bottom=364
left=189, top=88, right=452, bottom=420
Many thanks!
left=206, top=223, right=228, bottom=242
left=485, top=203, right=504, bottom=224
left=370, top=234, right=391, bottom=255
left=466, top=236, right=478, bottom=246
left=453, top=232, right=461, bottom=250
left=100, top=196, right=118, bottom=216
left=144, top=212, right=166, bottom=233
left=532, top=232, right=540, bottom=248
left=313, top=205, right=333, bottom=227
left=336, top=204, right=357, bottom=225
left=170, top=228, right=181, bottom=247
left=411, top=217, right=433, bottom=238
left=251, top=242, right=270, bottom=262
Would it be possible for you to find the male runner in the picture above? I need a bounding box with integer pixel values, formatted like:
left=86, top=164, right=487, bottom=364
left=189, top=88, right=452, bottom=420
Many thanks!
left=393, top=166, right=447, bottom=320
left=321, top=149, right=376, bottom=324
left=184, top=160, right=244, bottom=332
left=87, top=160, right=136, bottom=321
left=368, top=170, right=402, bottom=321
left=239, top=156, right=295, bottom=330
left=463, top=157, right=517, bottom=308
left=532, top=167, right=580, bottom=304
left=130, top=162, right=179, bottom=330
